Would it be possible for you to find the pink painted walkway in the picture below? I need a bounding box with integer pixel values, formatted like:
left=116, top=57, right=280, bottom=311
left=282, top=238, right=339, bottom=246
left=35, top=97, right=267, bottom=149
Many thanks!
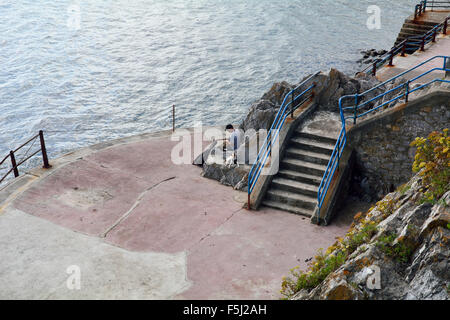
left=9, top=130, right=351, bottom=299
left=377, top=33, right=450, bottom=82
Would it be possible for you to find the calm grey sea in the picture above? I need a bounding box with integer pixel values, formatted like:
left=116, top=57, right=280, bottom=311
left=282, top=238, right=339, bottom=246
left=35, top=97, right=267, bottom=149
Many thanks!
left=0, top=0, right=415, bottom=173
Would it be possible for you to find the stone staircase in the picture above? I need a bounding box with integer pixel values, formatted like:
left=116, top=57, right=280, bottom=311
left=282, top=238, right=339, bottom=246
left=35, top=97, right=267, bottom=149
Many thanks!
left=262, top=130, right=336, bottom=218
left=394, top=19, right=438, bottom=47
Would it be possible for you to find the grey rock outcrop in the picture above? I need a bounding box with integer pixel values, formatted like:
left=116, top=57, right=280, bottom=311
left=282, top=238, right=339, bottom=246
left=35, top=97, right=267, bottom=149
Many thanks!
left=314, top=68, right=381, bottom=112
left=240, top=81, right=294, bottom=132
left=293, top=174, right=450, bottom=300
left=202, top=162, right=249, bottom=191
left=358, top=48, right=388, bottom=65
left=240, top=69, right=382, bottom=132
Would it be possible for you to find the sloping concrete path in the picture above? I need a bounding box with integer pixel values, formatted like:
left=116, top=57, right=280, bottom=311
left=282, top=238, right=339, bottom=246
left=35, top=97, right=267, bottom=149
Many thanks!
left=0, top=129, right=351, bottom=299
left=377, top=32, right=450, bottom=82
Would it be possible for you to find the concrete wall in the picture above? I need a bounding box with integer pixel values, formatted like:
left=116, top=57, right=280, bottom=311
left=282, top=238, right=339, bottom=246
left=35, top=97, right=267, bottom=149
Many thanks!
left=348, top=89, right=450, bottom=200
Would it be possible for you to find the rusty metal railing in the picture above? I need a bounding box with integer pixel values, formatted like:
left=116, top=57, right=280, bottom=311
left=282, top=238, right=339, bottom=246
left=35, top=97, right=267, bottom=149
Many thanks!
left=0, top=130, right=51, bottom=185
left=420, top=1, right=450, bottom=15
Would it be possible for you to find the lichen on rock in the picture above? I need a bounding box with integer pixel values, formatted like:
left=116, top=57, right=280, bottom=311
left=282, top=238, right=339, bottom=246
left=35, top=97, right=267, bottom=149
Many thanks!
left=285, top=173, right=449, bottom=300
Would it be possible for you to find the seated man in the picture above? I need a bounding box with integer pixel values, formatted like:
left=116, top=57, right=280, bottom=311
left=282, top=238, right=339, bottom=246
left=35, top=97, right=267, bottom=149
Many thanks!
left=223, top=124, right=242, bottom=164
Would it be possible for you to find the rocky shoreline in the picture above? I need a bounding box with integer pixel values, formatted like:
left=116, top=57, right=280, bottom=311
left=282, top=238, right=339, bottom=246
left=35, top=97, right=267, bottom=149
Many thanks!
left=357, top=48, right=388, bottom=67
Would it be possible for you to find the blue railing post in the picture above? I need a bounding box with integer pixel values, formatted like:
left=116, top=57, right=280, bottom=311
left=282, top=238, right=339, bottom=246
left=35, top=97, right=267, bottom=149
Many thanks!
left=337, top=137, right=340, bottom=162
left=353, top=95, right=359, bottom=124
left=405, top=80, right=410, bottom=103
left=291, top=92, right=295, bottom=118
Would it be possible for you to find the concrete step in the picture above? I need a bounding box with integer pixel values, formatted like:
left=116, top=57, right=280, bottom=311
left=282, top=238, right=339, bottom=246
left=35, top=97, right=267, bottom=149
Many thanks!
left=281, top=158, right=327, bottom=176
left=285, top=147, right=331, bottom=166
left=398, top=29, right=426, bottom=37
left=266, top=189, right=316, bottom=210
left=290, top=137, right=334, bottom=155
left=271, top=177, right=318, bottom=197
left=405, top=19, right=440, bottom=27
left=400, top=26, right=434, bottom=35
left=277, top=169, right=323, bottom=186
left=262, top=200, right=314, bottom=218
left=402, top=22, right=436, bottom=31
left=293, top=131, right=337, bottom=145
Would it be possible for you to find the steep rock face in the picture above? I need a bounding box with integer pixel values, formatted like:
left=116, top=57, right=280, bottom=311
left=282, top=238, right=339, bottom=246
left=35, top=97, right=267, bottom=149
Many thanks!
left=293, top=174, right=449, bottom=300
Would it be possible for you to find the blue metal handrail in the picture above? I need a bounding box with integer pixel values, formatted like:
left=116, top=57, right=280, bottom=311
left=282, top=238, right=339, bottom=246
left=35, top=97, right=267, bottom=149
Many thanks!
left=317, top=55, right=449, bottom=218
left=247, top=71, right=320, bottom=208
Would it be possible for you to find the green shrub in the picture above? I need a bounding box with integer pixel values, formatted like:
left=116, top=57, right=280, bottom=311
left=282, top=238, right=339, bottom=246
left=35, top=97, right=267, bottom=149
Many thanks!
left=410, top=129, right=450, bottom=203
left=280, top=220, right=378, bottom=298
left=375, top=233, right=413, bottom=263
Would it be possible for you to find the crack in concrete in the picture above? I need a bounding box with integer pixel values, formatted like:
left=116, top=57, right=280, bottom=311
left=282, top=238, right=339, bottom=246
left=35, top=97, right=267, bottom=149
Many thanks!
left=100, top=176, right=176, bottom=238
left=190, top=207, right=244, bottom=250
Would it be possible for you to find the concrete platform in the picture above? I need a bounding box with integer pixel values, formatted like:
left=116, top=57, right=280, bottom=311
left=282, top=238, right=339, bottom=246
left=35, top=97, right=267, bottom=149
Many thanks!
left=0, top=129, right=351, bottom=299
left=377, top=33, right=450, bottom=82
left=408, top=10, right=450, bottom=25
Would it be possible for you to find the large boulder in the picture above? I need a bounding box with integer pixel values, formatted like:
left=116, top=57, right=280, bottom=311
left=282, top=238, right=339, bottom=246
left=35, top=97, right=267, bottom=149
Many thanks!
left=240, top=81, right=294, bottom=131
left=201, top=162, right=249, bottom=191
left=240, top=99, right=278, bottom=132
left=314, top=69, right=381, bottom=113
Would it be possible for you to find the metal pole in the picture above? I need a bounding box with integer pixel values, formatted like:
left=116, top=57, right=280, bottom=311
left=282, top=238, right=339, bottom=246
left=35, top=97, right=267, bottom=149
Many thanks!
left=245, top=136, right=249, bottom=165
left=388, top=51, right=394, bottom=66
left=444, top=19, right=448, bottom=35
left=337, top=137, right=341, bottom=162
left=10, top=151, right=19, bottom=178
left=291, top=92, right=295, bottom=118
left=172, top=105, right=175, bottom=132
left=247, top=193, right=251, bottom=210
left=401, top=42, right=406, bottom=57
left=445, top=57, right=450, bottom=78
left=372, top=61, right=377, bottom=77
left=420, top=36, right=425, bottom=51
left=39, top=130, right=51, bottom=169
left=405, top=81, right=410, bottom=103
left=353, top=95, right=359, bottom=125
left=432, top=29, right=436, bottom=42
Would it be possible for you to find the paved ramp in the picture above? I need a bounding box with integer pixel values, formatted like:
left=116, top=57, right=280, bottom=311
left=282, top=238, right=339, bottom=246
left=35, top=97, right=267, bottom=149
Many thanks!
left=0, top=130, right=350, bottom=299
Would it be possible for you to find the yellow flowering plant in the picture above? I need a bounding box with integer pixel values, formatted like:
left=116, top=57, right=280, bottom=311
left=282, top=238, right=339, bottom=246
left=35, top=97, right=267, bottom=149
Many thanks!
left=410, top=129, right=450, bottom=202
